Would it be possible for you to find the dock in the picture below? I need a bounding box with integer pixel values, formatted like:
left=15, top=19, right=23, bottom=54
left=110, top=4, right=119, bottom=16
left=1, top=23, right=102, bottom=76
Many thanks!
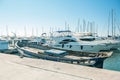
left=0, top=53, right=120, bottom=80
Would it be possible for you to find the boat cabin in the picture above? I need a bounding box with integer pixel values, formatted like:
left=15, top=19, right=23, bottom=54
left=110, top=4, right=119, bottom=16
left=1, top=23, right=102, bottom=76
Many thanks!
left=44, top=49, right=68, bottom=57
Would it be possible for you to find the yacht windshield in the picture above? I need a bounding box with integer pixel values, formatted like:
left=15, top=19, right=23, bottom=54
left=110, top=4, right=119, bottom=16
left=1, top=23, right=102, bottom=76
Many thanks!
left=80, top=38, right=95, bottom=41
left=59, top=39, right=76, bottom=44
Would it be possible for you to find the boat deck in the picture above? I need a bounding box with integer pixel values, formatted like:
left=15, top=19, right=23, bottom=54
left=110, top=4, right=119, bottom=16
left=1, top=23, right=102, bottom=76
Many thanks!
left=21, top=47, right=44, bottom=54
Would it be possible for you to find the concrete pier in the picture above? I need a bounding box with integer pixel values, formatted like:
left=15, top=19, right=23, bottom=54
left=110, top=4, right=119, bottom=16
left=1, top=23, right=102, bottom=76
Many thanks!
left=0, top=53, right=120, bottom=80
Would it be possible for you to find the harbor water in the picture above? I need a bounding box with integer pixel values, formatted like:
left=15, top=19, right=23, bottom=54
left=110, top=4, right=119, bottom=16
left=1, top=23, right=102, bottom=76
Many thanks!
left=103, top=50, right=120, bottom=71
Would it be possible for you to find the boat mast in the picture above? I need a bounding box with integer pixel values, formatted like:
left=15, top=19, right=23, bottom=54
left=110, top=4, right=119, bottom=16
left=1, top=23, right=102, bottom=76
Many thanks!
left=24, top=26, right=27, bottom=37
left=65, top=21, right=67, bottom=30
left=36, top=27, right=38, bottom=37
left=96, top=24, right=98, bottom=36
left=32, top=27, right=34, bottom=37
left=77, top=18, right=80, bottom=32
left=92, top=21, right=95, bottom=34
left=87, top=21, right=89, bottom=32
left=6, top=25, right=9, bottom=38
left=83, top=19, right=86, bottom=32
left=111, top=9, right=114, bottom=37
left=90, top=22, right=92, bottom=33
left=108, top=11, right=110, bottom=37
left=67, top=24, right=70, bottom=30
left=114, top=10, right=116, bottom=37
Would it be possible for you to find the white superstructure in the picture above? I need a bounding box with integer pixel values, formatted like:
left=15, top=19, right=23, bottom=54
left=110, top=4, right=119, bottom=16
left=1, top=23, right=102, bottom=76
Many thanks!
left=47, top=30, right=120, bottom=53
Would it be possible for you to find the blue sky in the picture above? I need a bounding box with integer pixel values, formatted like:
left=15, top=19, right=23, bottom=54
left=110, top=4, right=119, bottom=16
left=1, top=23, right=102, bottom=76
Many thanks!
left=0, top=0, right=120, bottom=36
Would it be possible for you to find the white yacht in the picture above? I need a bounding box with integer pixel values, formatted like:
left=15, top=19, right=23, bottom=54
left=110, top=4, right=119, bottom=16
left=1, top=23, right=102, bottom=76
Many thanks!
left=47, top=30, right=120, bottom=53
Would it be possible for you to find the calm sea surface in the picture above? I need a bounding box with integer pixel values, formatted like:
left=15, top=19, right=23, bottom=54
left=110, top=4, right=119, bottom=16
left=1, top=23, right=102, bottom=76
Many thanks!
left=103, top=49, right=120, bottom=71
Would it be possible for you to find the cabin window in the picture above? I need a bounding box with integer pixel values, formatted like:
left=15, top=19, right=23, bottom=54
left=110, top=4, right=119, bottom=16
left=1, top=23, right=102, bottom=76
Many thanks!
left=62, top=39, right=76, bottom=42
left=62, top=44, right=64, bottom=48
left=81, top=46, right=83, bottom=50
left=59, top=39, right=76, bottom=44
left=80, top=38, right=95, bottom=41
left=69, top=45, right=72, bottom=48
left=91, top=46, right=94, bottom=47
